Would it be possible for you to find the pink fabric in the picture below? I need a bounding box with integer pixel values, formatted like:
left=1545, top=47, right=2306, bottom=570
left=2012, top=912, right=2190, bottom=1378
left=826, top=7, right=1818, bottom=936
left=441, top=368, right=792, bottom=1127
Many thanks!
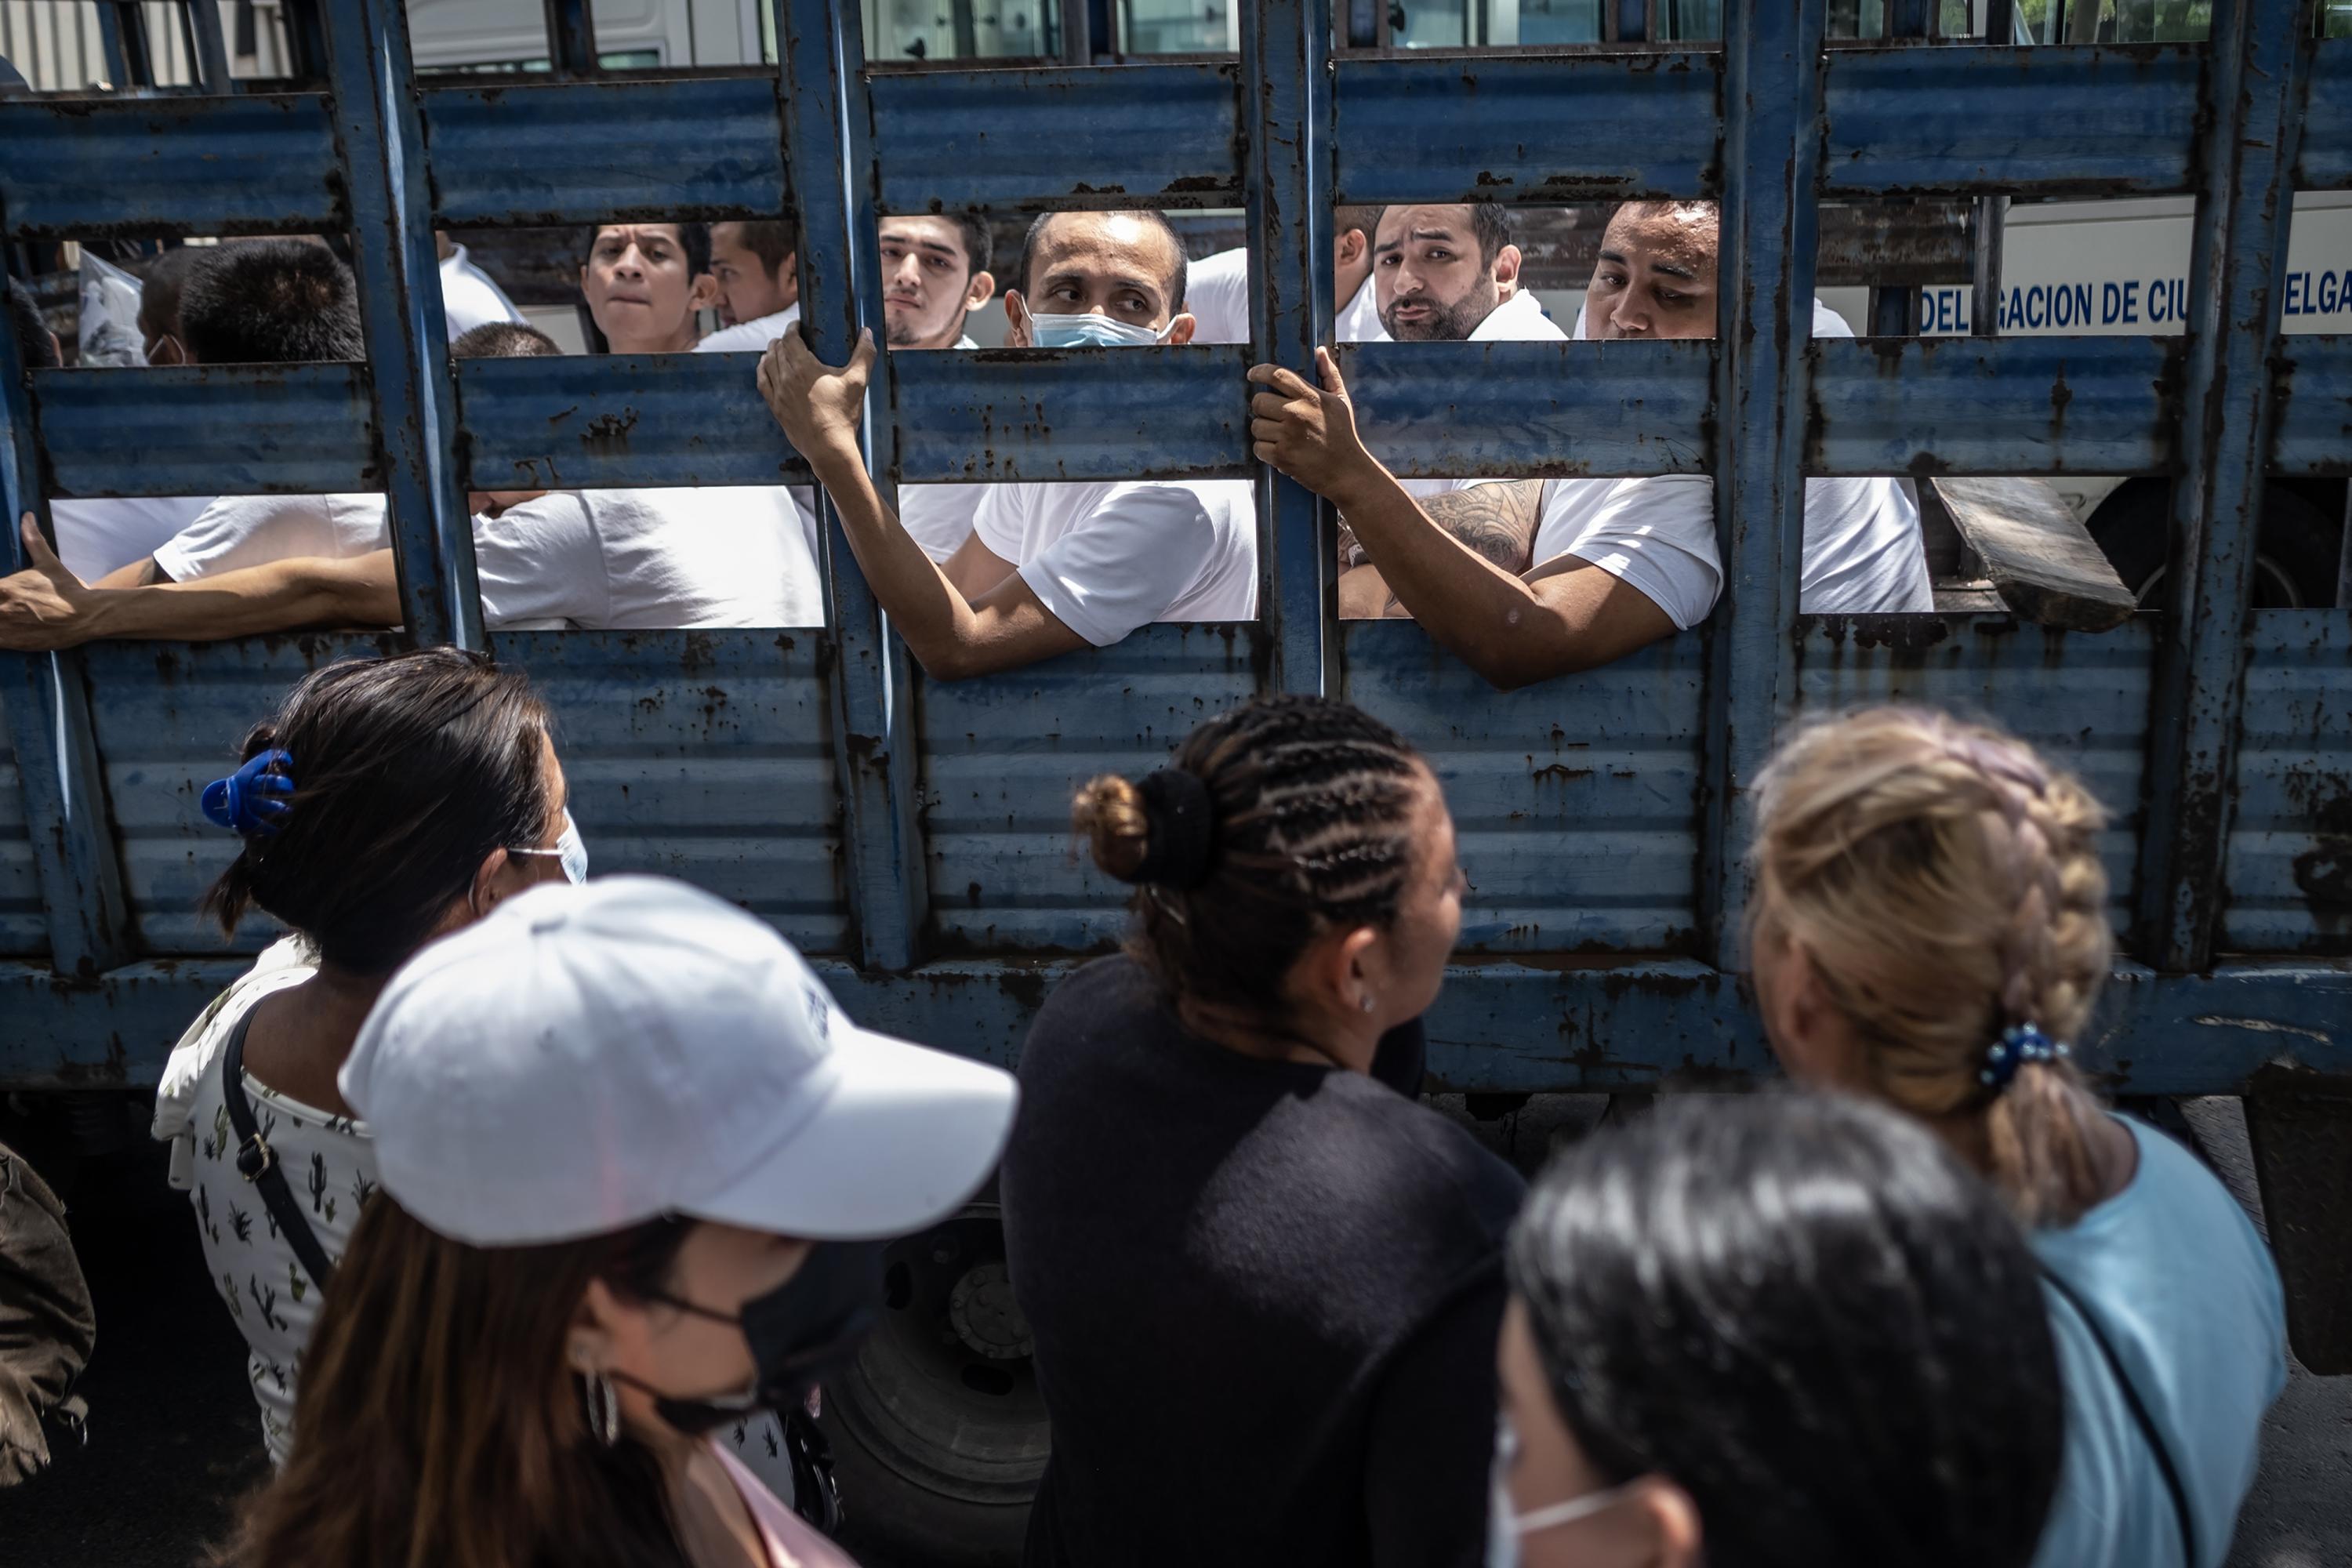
left=712, top=1440, right=864, bottom=1568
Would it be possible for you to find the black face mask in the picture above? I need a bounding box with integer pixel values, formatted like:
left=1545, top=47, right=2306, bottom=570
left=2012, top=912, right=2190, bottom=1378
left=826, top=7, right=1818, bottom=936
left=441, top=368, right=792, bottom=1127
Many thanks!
left=610, top=1240, right=886, bottom=1436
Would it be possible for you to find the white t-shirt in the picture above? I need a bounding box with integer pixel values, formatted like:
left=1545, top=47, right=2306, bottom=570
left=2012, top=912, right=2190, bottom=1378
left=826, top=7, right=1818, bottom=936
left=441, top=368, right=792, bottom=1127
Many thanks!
left=438, top=245, right=527, bottom=340
left=891, top=336, right=986, bottom=563
left=154, top=488, right=826, bottom=629
left=50, top=495, right=216, bottom=581
left=695, top=303, right=802, bottom=354
left=972, top=479, right=1258, bottom=645
left=1184, top=247, right=1388, bottom=346
left=1396, top=291, right=1570, bottom=501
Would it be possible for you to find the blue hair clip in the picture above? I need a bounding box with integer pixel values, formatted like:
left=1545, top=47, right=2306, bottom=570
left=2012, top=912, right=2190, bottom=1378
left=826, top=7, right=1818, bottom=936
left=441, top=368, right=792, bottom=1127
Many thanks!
left=1980, top=1022, right=2071, bottom=1090
left=201, top=750, right=296, bottom=837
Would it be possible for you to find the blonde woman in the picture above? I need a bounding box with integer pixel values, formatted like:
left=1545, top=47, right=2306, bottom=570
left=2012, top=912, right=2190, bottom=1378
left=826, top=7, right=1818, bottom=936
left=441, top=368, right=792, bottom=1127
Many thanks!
left=1744, top=707, right=2285, bottom=1568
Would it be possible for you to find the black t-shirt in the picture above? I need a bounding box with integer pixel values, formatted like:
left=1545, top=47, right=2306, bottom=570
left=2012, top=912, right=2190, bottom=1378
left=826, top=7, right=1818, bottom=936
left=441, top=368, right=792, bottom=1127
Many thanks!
left=1000, top=955, right=1527, bottom=1568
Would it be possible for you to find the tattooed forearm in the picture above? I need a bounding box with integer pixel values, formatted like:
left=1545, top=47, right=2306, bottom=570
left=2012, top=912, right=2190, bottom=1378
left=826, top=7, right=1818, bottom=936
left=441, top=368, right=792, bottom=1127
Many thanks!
left=1414, top=480, right=1546, bottom=572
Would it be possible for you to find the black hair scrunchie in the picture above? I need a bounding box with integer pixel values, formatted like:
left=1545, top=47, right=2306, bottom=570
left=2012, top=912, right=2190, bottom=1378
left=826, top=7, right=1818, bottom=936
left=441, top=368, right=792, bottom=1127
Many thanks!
left=1133, top=768, right=1217, bottom=890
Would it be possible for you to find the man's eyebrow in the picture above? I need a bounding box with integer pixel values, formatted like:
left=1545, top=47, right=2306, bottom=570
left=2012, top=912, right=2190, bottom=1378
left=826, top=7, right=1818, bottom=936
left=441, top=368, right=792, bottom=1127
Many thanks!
left=1653, top=260, right=1699, bottom=281
left=1598, top=248, right=1628, bottom=267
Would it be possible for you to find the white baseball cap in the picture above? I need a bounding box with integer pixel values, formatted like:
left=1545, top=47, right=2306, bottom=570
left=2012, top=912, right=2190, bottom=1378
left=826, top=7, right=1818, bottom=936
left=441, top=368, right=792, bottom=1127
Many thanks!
left=339, top=875, right=1019, bottom=1247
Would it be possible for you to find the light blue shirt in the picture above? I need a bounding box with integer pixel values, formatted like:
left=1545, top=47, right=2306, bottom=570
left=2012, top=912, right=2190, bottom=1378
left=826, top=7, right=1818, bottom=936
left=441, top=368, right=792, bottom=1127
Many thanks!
left=2031, top=1116, right=2287, bottom=1568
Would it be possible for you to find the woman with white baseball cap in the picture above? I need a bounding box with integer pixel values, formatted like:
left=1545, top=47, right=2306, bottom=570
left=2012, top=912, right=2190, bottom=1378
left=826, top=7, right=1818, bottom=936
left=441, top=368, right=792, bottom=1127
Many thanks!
left=216, top=875, right=1018, bottom=1568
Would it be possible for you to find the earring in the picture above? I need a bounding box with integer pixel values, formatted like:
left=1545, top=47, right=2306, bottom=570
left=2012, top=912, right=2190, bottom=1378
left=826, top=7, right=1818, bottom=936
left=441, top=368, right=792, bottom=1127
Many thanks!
left=1359, top=992, right=1377, bottom=1014
left=582, top=1368, right=621, bottom=1446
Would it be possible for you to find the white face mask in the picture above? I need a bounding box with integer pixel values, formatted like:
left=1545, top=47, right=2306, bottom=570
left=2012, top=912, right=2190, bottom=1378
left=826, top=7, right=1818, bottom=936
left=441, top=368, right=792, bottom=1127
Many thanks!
left=1025, top=310, right=1171, bottom=349
left=509, top=808, right=589, bottom=885
left=1486, top=1417, right=1641, bottom=1568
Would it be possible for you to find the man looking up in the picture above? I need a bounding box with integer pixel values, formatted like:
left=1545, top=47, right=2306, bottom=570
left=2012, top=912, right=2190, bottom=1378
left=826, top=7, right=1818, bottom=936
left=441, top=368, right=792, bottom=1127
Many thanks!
left=757, top=209, right=1254, bottom=681
left=1246, top=198, right=1929, bottom=689
left=695, top=220, right=800, bottom=353
left=872, top=213, right=999, bottom=562
left=1184, top=205, right=1388, bottom=345
left=581, top=221, right=716, bottom=355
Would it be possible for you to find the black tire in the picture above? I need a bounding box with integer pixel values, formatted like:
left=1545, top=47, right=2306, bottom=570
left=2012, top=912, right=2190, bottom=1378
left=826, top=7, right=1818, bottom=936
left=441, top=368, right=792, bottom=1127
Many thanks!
left=818, top=1203, right=1047, bottom=1567
left=2088, top=480, right=2344, bottom=608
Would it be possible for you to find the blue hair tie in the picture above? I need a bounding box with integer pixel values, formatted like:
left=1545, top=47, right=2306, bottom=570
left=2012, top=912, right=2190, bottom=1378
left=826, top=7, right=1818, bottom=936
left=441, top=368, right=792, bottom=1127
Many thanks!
left=201, top=750, right=295, bottom=837
left=1980, top=1022, right=2071, bottom=1091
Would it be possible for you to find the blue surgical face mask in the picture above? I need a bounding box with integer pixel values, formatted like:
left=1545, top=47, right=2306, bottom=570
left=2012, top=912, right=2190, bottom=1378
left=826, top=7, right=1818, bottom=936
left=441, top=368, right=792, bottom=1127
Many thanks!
left=510, top=808, right=589, bottom=885
left=1486, top=1416, right=1641, bottom=1568
left=1026, top=310, right=1171, bottom=349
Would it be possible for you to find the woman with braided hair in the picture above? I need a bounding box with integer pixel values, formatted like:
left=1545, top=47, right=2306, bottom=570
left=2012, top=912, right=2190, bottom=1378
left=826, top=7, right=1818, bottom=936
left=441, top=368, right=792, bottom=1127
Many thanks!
left=1743, top=706, right=2285, bottom=1568
left=999, top=693, right=1523, bottom=1568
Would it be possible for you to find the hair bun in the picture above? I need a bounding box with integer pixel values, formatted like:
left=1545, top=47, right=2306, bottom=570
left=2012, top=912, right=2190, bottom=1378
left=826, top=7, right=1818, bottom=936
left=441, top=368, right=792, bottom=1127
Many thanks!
left=1133, top=769, right=1216, bottom=890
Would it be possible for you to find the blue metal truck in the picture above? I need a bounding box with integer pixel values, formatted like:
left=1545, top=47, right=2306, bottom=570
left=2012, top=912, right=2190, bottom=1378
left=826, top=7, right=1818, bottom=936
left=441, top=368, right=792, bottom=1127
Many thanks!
left=2, top=0, right=2347, bottom=1557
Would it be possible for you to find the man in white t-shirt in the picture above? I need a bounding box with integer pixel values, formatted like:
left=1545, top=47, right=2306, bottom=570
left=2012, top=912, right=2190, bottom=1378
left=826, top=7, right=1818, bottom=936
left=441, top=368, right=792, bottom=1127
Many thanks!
left=436, top=232, right=527, bottom=340
left=1246, top=198, right=1930, bottom=688
left=694, top=220, right=802, bottom=354
left=757, top=209, right=1254, bottom=681
left=1185, top=205, right=1388, bottom=347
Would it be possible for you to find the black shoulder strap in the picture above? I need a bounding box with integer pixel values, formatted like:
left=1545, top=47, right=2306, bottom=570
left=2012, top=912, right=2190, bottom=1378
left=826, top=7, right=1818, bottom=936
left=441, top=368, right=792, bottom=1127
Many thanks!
left=2041, top=1263, right=2195, bottom=1564
left=223, top=1010, right=336, bottom=1293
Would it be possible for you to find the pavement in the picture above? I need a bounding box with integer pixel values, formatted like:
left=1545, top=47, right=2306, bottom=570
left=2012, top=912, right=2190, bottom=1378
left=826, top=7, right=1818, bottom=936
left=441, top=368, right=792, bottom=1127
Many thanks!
left=2, top=1097, right=2346, bottom=1567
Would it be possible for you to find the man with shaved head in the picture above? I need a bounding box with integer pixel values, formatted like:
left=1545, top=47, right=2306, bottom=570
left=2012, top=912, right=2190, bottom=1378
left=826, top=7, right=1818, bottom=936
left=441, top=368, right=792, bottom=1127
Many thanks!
left=758, top=208, right=1256, bottom=680
left=1249, top=198, right=1930, bottom=689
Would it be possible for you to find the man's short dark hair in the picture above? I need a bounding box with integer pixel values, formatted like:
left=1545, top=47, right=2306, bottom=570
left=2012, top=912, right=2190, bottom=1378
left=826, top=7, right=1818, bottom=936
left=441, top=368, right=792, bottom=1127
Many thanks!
left=1468, top=205, right=1513, bottom=267
left=724, top=219, right=797, bottom=280
left=451, top=321, right=561, bottom=359
left=136, top=245, right=208, bottom=343
left=1334, top=205, right=1383, bottom=245
left=949, top=214, right=993, bottom=278
left=6, top=278, right=60, bottom=370
left=1014, top=209, right=1188, bottom=316
left=180, top=239, right=366, bottom=365
left=581, top=221, right=713, bottom=281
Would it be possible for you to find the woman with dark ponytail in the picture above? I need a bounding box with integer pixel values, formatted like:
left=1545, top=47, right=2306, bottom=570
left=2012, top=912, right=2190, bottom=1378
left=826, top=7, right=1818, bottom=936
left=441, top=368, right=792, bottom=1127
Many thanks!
left=1000, top=694, right=1523, bottom=1568
left=151, top=648, right=582, bottom=1465
left=1744, top=707, right=2285, bottom=1568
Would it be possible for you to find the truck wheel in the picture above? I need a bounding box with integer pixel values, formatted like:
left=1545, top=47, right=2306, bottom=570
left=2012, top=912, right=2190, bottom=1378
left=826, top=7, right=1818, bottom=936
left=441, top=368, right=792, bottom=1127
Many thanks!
left=2089, top=481, right=2343, bottom=608
left=819, top=1202, right=1048, bottom=1567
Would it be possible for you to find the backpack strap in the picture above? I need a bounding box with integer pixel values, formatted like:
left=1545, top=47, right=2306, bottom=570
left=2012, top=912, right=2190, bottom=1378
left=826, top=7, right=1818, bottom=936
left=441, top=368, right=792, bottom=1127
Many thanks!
left=222, top=1010, right=336, bottom=1293
left=2042, top=1263, right=2195, bottom=1564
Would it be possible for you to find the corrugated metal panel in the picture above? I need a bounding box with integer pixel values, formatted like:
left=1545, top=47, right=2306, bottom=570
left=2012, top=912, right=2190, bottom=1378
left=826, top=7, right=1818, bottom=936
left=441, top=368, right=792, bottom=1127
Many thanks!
left=458, top=352, right=810, bottom=492
left=1334, top=53, right=1722, bottom=205
left=869, top=64, right=1243, bottom=211
left=1342, top=622, right=1704, bottom=954
left=1793, top=616, right=2153, bottom=935
left=918, top=625, right=1260, bottom=953
left=35, top=364, right=376, bottom=499
left=891, top=347, right=1256, bottom=483
left=0, top=692, right=44, bottom=956
left=1821, top=45, right=2202, bottom=197
left=79, top=637, right=383, bottom=956
left=2223, top=612, right=2352, bottom=956
left=2293, top=37, right=2352, bottom=191
left=489, top=630, right=849, bottom=955
left=0, top=95, right=344, bottom=239
left=2269, top=336, right=2352, bottom=477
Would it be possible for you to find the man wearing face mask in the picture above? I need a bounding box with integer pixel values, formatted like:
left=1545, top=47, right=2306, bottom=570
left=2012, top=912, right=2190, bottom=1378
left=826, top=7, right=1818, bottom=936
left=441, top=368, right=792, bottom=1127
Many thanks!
left=758, top=209, right=1257, bottom=681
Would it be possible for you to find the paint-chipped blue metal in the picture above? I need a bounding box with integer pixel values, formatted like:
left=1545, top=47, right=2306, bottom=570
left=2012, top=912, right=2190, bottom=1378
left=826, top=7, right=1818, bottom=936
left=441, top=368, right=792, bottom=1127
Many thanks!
left=2267, top=336, right=2352, bottom=475
left=0, top=702, right=43, bottom=956
left=34, top=364, right=376, bottom=497
left=1344, top=621, right=1707, bottom=953
left=0, top=235, right=138, bottom=980
left=889, top=346, right=1254, bottom=482
left=918, top=624, right=1259, bottom=953
left=2223, top=612, right=2352, bottom=956
left=1334, top=54, right=1722, bottom=205
left=0, top=96, right=343, bottom=239
left=869, top=64, right=1241, bottom=212
left=775, top=0, right=929, bottom=972
left=457, top=353, right=811, bottom=492
left=1243, top=0, right=1334, bottom=695
left=9, top=956, right=2348, bottom=1095
left=2138, top=0, right=2307, bottom=974
left=1338, top=339, right=1713, bottom=477
left=1696, top=0, right=1824, bottom=972
left=2291, top=37, right=2352, bottom=191
left=319, top=0, right=482, bottom=650
left=1821, top=46, right=2202, bottom=196
left=1805, top=336, right=2182, bottom=477
left=423, top=77, right=788, bottom=227
left=188, top=0, right=236, bottom=94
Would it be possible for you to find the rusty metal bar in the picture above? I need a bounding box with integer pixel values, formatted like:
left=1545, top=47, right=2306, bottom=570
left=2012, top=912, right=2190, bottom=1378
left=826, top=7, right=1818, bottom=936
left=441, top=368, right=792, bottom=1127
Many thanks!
left=0, top=210, right=136, bottom=978
left=1242, top=0, right=1334, bottom=695
left=775, top=0, right=930, bottom=971
left=1973, top=194, right=2007, bottom=336
left=2137, top=0, right=2309, bottom=971
left=542, top=0, right=600, bottom=74
left=1697, top=0, right=1827, bottom=970
left=188, top=0, right=235, bottom=93
left=317, top=0, right=481, bottom=649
